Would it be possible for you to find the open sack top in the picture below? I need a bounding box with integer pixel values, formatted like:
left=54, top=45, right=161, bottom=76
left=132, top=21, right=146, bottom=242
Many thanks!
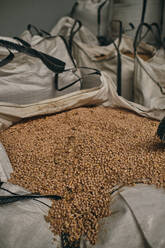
left=0, top=21, right=108, bottom=131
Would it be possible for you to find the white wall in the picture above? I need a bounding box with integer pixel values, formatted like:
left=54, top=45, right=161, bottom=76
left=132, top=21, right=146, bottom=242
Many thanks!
left=0, top=0, right=75, bottom=37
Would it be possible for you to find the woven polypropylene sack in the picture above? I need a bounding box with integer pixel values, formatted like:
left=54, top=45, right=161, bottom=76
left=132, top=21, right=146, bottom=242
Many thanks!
left=83, top=184, right=165, bottom=248
left=70, top=33, right=165, bottom=120
left=50, top=16, right=99, bottom=45
left=110, top=0, right=162, bottom=44
left=70, top=0, right=113, bottom=39
left=72, top=35, right=135, bottom=101
left=0, top=24, right=109, bottom=130
left=133, top=23, right=165, bottom=110
left=0, top=35, right=81, bottom=105
left=0, top=143, right=60, bottom=248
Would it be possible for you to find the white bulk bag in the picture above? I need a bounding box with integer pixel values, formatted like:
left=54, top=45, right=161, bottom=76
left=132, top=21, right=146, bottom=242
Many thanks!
left=0, top=143, right=59, bottom=248
left=73, top=35, right=134, bottom=101
left=0, top=24, right=109, bottom=131
left=84, top=184, right=165, bottom=248
left=133, top=23, right=165, bottom=110
left=62, top=22, right=164, bottom=120
left=0, top=35, right=81, bottom=105
left=73, top=34, right=156, bottom=102
left=0, top=183, right=59, bottom=248
left=111, top=0, right=163, bottom=44
left=70, top=0, right=113, bottom=44
left=50, top=17, right=99, bottom=45
left=0, top=67, right=108, bottom=131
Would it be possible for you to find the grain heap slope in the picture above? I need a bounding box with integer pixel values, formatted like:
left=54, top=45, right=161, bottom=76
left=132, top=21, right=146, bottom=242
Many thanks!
left=0, top=106, right=164, bottom=245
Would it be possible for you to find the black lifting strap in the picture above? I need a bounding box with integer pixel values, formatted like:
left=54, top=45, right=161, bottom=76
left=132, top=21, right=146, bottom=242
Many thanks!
left=70, top=2, right=78, bottom=17
left=0, top=193, right=62, bottom=205
left=53, top=34, right=82, bottom=91
left=160, top=0, right=165, bottom=35
left=68, top=20, right=82, bottom=53
left=109, top=20, right=123, bottom=96
left=133, top=23, right=162, bottom=54
left=14, top=34, right=82, bottom=92
left=0, top=48, right=14, bottom=67
left=157, top=116, right=165, bottom=142
left=61, top=232, right=80, bottom=248
left=27, top=24, right=51, bottom=37
left=54, top=66, right=101, bottom=92
left=13, top=37, right=31, bottom=47
left=0, top=183, right=62, bottom=205
left=139, top=0, right=147, bottom=39
left=113, top=41, right=122, bottom=96
left=140, top=0, right=147, bottom=24
left=97, top=0, right=109, bottom=45
left=0, top=39, right=65, bottom=73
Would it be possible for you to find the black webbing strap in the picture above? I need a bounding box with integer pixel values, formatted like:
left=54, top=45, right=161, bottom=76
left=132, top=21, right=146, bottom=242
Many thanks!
left=157, top=117, right=165, bottom=142
left=0, top=48, right=14, bottom=67
left=133, top=22, right=162, bottom=53
left=0, top=39, right=65, bottom=73
left=139, top=0, right=147, bottom=39
left=160, top=0, right=165, bottom=35
left=53, top=34, right=80, bottom=90
left=13, top=34, right=83, bottom=92
left=0, top=184, right=62, bottom=205
left=70, top=2, right=78, bottom=17
left=108, top=20, right=122, bottom=96
left=140, top=0, right=147, bottom=24
left=68, top=20, right=82, bottom=53
left=54, top=66, right=101, bottom=91
left=97, top=0, right=108, bottom=39
left=58, top=35, right=76, bottom=67
left=134, top=23, right=150, bottom=53
left=109, top=20, right=123, bottom=47
left=61, top=233, right=80, bottom=248
left=112, top=41, right=122, bottom=96
left=39, top=29, right=51, bottom=37
left=0, top=193, right=62, bottom=205
left=13, top=37, right=31, bottom=47
left=28, top=24, right=42, bottom=36
left=137, top=22, right=162, bottom=48
left=125, top=23, right=135, bottom=33
left=27, top=24, right=51, bottom=37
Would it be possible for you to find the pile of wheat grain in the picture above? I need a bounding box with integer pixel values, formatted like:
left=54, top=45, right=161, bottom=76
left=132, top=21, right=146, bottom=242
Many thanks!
left=0, top=106, right=164, bottom=245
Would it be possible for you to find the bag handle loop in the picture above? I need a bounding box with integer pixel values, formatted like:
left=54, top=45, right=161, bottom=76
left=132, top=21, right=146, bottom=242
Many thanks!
left=0, top=48, right=14, bottom=67
left=27, top=24, right=51, bottom=37
left=0, top=39, right=65, bottom=73
left=133, top=23, right=162, bottom=53
left=68, top=20, right=82, bottom=53
left=13, top=34, right=83, bottom=92
left=70, top=2, right=78, bottom=17
left=97, top=0, right=108, bottom=38
left=54, top=67, right=101, bottom=91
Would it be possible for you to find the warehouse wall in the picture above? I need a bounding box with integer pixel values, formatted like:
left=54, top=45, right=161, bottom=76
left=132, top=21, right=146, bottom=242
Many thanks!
left=0, top=0, right=75, bottom=37
left=162, top=8, right=165, bottom=40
